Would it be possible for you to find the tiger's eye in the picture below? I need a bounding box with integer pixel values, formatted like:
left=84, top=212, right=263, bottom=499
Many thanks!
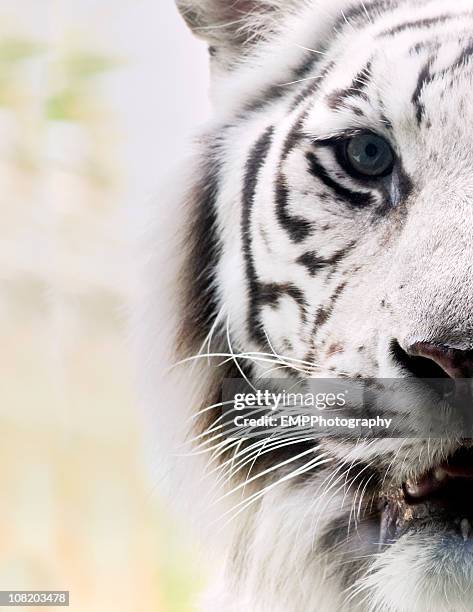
left=345, top=134, right=394, bottom=177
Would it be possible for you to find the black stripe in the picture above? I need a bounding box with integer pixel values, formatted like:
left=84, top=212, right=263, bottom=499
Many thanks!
left=306, top=151, right=374, bottom=208
left=178, top=137, right=223, bottom=355
left=378, top=14, right=457, bottom=37
left=412, top=40, right=473, bottom=125
left=258, top=282, right=308, bottom=323
left=379, top=112, right=393, bottom=131
left=332, top=0, right=401, bottom=33
left=412, top=58, right=433, bottom=124
left=326, top=88, right=364, bottom=111
left=350, top=105, right=366, bottom=117
left=409, top=39, right=441, bottom=56
left=275, top=178, right=313, bottom=243
left=454, top=40, right=473, bottom=67
left=242, top=126, right=276, bottom=343
left=303, top=279, right=351, bottom=370
left=297, top=242, right=356, bottom=277
left=275, top=112, right=315, bottom=242
left=312, top=280, right=348, bottom=335
left=288, top=60, right=336, bottom=113
left=326, top=63, right=372, bottom=110
left=243, top=85, right=286, bottom=114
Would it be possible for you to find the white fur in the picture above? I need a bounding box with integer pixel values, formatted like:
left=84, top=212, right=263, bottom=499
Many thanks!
left=134, top=1, right=473, bottom=610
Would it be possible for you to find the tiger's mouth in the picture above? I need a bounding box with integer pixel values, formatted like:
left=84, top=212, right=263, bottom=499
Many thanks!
left=379, top=446, right=473, bottom=547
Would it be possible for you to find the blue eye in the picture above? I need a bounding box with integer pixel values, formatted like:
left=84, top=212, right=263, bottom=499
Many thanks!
left=344, top=133, right=394, bottom=178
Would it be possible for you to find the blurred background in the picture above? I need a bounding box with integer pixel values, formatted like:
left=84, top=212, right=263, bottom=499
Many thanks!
left=0, top=1, right=210, bottom=610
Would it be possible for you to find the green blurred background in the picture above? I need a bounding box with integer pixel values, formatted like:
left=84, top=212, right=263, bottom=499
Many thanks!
left=0, top=2, right=210, bottom=611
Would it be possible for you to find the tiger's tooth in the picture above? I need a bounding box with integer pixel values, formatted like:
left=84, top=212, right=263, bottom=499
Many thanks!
left=434, top=468, right=447, bottom=481
left=460, top=518, right=470, bottom=542
left=404, top=479, right=421, bottom=497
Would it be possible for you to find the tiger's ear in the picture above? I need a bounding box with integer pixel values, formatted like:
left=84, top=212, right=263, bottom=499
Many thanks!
left=176, top=0, right=301, bottom=66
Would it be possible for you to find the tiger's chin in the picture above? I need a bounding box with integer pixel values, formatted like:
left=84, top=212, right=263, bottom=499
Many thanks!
left=360, top=447, right=473, bottom=612
left=362, top=531, right=473, bottom=612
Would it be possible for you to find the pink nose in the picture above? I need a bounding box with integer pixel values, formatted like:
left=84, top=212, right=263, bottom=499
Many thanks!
left=408, top=342, right=473, bottom=379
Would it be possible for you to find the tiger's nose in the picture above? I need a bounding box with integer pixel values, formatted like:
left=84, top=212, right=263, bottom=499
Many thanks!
left=409, top=342, right=473, bottom=379
left=396, top=341, right=473, bottom=379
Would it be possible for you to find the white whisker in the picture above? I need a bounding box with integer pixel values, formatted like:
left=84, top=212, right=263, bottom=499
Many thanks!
left=215, top=445, right=320, bottom=502
left=216, top=453, right=333, bottom=530
left=278, top=75, right=324, bottom=87
left=293, top=43, right=327, bottom=56
left=226, top=316, right=257, bottom=392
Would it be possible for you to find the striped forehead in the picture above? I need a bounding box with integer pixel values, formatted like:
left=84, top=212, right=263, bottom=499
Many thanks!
left=300, top=17, right=473, bottom=141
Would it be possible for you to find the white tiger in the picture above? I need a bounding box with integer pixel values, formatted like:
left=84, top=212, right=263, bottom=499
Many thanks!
left=133, top=1, right=473, bottom=610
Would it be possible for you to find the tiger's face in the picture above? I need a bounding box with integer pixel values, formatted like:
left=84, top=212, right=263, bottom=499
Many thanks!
left=149, top=1, right=473, bottom=610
